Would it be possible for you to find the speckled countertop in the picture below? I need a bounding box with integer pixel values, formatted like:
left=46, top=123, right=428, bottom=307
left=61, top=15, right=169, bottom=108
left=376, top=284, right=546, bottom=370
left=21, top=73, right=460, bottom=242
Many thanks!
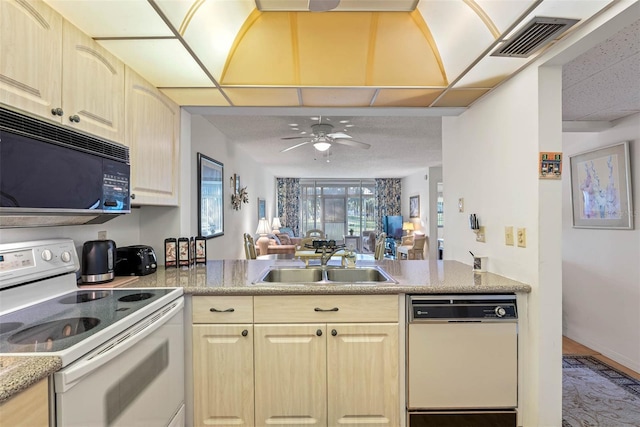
left=0, top=356, right=61, bottom=404
left=127, top=259, right=532, bottom=295
left=0, top=259, right=530, bottom=403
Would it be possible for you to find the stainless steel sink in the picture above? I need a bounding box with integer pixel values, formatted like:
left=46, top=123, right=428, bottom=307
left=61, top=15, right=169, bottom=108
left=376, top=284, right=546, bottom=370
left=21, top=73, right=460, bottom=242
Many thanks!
left=253, top=266, right=396, bottom=285
left=325, top=268, right=392, bottom=283
left=259, top=268, right=323, bottom=283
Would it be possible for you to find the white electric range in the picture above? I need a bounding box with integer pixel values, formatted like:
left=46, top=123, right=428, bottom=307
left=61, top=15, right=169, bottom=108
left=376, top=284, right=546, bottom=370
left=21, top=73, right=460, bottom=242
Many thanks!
left=0, top=239, right=185, bottom=426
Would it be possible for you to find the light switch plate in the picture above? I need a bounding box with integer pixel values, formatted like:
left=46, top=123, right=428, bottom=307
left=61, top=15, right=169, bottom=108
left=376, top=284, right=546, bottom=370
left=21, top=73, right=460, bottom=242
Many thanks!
left=505, top=226, right=514, bottom=246
left=517, top=228, right=526, bottom=247
left=458, top=198, right=464, bottom=213
left=98, top=230, right=107, bottom=240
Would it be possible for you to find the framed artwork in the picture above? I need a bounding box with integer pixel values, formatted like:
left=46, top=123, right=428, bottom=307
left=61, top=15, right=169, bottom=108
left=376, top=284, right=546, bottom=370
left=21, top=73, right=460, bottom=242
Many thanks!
left=197, top=153, right=224, bottom=238
left=258, top=198, right=266, bottom=222
left=410, top=195, right=420, bottom=218
left=569, top=141, right=633, bottom=229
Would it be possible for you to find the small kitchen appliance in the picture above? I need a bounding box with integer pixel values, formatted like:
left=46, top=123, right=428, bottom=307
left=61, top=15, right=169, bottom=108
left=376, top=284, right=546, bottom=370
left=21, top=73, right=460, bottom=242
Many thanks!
left=0, top=239, right=184, bottom=426
left=116, top=245, right=158, bottom=276
left=81, top=239, right=116, bottom=283
left=0, top=106, right=130, bottom=228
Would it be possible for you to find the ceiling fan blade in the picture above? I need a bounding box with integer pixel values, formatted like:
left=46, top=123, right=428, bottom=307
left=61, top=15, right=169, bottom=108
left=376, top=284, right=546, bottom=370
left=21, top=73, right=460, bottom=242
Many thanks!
left=308, top=0, right=340, bottom=12
left=281, top=136, right=308, bottom=140
left=333, top=138, right=371, bottom=149
left=327, top=132, right=351, bottom=139
left=281, top=141, right=311, bottom=152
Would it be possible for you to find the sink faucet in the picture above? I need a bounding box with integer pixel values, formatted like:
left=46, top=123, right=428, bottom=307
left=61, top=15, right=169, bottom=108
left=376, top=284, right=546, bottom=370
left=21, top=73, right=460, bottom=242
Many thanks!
left=319, top=246, right=345, bottom=266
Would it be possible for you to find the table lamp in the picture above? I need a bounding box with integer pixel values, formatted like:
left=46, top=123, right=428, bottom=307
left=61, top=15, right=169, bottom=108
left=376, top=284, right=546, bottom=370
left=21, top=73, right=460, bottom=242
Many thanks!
left=402, top=221, right=415, bottom=236
left=255, top=218, right=272, bottom=256
left=271, top=217, right=282, bottom=234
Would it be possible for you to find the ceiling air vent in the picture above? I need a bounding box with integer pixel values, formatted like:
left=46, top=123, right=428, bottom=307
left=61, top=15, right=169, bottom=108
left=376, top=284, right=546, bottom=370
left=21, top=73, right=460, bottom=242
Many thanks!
left=492, top=17, right=579, bottom=58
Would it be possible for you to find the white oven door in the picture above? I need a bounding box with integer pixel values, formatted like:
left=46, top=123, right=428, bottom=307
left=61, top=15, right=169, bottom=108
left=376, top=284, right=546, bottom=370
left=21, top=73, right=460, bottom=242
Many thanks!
left=54, top=299, right=184, bottom=427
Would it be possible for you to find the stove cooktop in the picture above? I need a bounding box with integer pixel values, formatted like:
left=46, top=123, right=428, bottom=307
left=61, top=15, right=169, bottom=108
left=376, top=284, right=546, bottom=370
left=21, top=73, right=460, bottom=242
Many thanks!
left=0, top=288, right=177, bottom=355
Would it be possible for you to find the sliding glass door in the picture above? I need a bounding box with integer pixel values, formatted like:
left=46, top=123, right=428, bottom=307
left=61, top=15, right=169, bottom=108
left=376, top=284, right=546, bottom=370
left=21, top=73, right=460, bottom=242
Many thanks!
left=299, top=180, right=375, bottom=244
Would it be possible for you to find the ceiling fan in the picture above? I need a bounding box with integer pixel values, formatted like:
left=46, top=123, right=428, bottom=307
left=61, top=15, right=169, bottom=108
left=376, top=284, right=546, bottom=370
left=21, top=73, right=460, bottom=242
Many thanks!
left=308, top=0, right=340, bottom=12
left=280, top=117, right=371, bottom=153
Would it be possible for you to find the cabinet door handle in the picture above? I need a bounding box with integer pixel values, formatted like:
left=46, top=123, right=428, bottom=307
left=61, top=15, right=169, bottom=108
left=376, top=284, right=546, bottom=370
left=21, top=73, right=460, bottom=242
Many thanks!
left=241, top=329, right=248, bottom=337
left=316, top=329, right=323, bottom=336
left=69, top=114, right=81, bottom=123
left=314, top=307, right=339, bottom=312
left=130, top=193, right=136, bottom=200
left=331, top=329, right=337, bottom=336
left=209, top=307, right=235, bottom=313
left=51, top=108, right=63, bottom=116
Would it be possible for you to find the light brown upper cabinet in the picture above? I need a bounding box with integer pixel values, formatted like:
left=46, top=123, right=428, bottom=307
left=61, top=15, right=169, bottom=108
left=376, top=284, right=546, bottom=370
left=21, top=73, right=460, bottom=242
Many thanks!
left=0, top=0, right=125, bottom=144
left=125, top=67, right=180, bottom=206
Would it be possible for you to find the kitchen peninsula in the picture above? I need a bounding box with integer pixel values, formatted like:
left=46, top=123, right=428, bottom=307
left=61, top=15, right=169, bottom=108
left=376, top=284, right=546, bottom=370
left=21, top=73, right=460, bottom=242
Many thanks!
left=1, top=259, right=530, bottom=427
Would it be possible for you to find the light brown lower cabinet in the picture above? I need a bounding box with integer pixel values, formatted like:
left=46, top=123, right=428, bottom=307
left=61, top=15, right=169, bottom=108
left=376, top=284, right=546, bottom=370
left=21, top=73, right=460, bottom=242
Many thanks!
left=0, top=378, right=49, bottom=426
left=193, top=324, right=254, bottom=427
left=254, top=322, right=399, bottom=427
left=192, top=295, right=399, bottom=427
left=192, top=296, right=254, bottom=427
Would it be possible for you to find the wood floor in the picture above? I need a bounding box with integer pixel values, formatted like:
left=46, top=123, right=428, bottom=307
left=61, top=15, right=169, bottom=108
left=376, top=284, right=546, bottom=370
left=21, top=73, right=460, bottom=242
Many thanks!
left=563, top=336, right=640, bottom=380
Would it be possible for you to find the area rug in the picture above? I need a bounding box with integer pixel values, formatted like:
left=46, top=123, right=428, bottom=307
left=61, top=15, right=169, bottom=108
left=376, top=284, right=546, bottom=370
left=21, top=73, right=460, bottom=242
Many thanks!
left=562, top=355, right=640, bottom=427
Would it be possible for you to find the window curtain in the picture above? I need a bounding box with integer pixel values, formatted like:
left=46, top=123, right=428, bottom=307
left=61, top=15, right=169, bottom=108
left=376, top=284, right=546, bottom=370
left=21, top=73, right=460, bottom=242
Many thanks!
left=276, top=178, right=301, bottom=236
left=375, top=178, right=402, bottom=232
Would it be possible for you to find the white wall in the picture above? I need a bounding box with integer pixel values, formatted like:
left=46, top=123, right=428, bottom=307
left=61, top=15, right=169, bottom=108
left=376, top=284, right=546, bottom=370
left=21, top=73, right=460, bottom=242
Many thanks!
left=562, top=113, right=640, bottom=373
left=190, top=114, right=276, bottom=260
left=401, top=169, right=429, bottom=232
left=0, top=210, right=143, bottom=259
left=442, top=62, right=563, bottom=426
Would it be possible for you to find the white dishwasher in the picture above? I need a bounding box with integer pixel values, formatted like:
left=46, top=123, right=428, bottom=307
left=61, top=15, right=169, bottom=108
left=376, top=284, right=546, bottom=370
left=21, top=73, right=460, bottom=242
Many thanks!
left=406, top=294, right=518, bottom=427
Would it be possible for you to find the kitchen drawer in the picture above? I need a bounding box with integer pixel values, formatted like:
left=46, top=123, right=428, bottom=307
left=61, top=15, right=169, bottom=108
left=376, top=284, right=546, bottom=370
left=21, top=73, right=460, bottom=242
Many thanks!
left=253, top=295, right=398, bottom=323
left=192, top=296, right=253, bottom=324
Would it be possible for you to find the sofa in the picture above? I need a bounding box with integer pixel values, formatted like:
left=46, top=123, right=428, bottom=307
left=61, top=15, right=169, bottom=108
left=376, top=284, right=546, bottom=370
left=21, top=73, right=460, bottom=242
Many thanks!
left=255, top=232, right=301, bottom=256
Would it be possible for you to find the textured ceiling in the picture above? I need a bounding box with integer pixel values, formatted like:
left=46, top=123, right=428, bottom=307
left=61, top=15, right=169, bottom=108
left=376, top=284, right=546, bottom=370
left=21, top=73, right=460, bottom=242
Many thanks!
left=562, top=18, right=640, bottom=122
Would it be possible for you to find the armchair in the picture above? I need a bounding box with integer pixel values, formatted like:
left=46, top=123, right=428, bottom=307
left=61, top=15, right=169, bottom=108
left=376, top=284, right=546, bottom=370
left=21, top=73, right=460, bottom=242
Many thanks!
left=397, top=233, right=427, bottom=260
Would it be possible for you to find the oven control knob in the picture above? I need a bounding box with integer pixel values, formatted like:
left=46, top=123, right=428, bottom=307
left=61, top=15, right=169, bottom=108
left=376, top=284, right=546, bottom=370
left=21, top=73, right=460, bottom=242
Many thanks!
left=61, top=251, right=72, bottom=263
left=41, top=249, right=53, bottom=261
left=495, top=306, right=507, bottom=318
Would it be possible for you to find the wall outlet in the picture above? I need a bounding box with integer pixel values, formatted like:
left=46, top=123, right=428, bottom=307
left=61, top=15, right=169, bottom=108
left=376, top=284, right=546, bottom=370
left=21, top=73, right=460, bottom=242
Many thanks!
left=505, top=226, right=514, bottom=246
left=517, top=228, right=526, bottom=247
left=475, top=226, right=486, bottom=243
left=98, top=230, right=107, bottom=240
left=458, top=198, right=464, bottom=213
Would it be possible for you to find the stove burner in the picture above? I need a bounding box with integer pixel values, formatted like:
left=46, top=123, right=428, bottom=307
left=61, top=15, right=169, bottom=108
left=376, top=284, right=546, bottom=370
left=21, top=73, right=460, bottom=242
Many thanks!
left=59, top=291, right=111, bottom=304
left=0, top=322, right=23, bottom=335
left=119, top=292, right=154, bottom=302
left=8, top=317, right=101, bottom=350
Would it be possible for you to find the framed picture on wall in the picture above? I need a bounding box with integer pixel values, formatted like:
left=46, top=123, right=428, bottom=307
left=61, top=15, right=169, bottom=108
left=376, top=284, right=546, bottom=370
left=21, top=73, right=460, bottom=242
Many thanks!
left=258, top=198, right=266, bottom=222
left=410, top=195, right=420, bottom=218
left=569, top=141, right=633, bottom=229
left=197, top=153, right=224, bottom=238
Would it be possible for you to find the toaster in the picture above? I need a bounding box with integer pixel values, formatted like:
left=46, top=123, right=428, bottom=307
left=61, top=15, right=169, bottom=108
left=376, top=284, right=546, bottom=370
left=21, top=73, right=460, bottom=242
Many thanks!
left=115, top=245, right=157, bottom=276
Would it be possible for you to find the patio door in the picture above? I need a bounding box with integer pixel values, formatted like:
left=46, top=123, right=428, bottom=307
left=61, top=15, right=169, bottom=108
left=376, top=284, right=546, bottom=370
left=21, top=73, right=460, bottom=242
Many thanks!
left=323, top=197, right=346, bottom=241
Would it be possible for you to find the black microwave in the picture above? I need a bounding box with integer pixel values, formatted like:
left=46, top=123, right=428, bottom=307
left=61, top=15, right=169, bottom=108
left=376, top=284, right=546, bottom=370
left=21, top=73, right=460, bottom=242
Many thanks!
left=0, top=107, right=130, bottom=227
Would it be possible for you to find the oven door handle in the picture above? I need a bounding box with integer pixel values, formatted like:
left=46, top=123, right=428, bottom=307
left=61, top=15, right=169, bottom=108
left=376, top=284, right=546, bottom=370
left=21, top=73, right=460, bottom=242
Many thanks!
left=55, top=298, right=184, bottom=393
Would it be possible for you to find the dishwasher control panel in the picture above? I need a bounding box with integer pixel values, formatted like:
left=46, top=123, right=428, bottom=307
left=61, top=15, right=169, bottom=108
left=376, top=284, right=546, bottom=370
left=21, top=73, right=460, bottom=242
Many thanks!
left=409, top=294, right=517, bottom=321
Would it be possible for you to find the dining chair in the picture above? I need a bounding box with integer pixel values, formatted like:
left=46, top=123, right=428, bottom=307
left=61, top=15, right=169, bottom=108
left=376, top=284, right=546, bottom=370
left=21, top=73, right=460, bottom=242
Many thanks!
left=374, top=232, right=387, bottom=260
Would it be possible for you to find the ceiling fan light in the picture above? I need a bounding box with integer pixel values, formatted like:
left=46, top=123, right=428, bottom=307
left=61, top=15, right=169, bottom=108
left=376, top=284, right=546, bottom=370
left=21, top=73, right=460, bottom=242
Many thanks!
left=314, top=141, right=331, bottom=152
